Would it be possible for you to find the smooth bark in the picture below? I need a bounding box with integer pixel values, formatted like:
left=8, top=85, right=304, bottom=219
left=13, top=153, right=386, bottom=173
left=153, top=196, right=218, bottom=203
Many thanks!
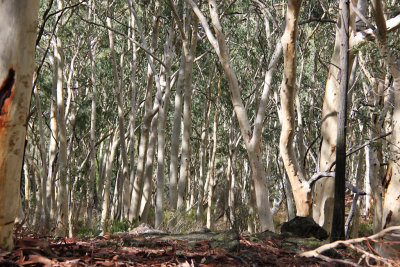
left=0, top=0, right=39, bottom=250
left=331, top=0, right=350, bottom=242
left=279, top=0, right=312, bottom=217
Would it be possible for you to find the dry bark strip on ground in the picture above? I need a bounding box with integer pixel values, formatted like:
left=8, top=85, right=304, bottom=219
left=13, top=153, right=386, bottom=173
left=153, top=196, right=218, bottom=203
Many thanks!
left=0, top=230, right=331, bottom=266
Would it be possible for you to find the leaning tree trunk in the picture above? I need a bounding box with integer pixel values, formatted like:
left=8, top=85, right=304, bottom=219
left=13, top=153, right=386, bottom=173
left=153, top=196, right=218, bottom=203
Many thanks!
left=0, top=0, right=39, bottom=250
left=186, top=0, right=276, bottom=231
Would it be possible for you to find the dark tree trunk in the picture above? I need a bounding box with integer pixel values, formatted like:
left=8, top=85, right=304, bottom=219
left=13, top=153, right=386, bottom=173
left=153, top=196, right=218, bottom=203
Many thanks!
left=331, top=0, right=350, bottom=242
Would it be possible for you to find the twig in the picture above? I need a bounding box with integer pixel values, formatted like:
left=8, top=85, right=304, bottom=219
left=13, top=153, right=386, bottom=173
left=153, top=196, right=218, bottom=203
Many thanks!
left=300, top=226, right=400, bottom=266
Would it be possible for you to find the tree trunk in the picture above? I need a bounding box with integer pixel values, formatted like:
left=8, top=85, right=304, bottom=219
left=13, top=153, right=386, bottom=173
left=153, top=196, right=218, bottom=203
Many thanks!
left=0, top=0, right=39, bottom=250
left=101, top=130, right=120, bottom=233
left=54, top=0, right=68, bottom=236
left=197, top=90, right=212, bottom=222
left=140, top=114, right=158, bottom=222
left=206, top=80, right=221, bottom=229
left=34, top=86, right=48, bottom=229
left=177, top=12, right=199, bottom=209
left=169, top=54, right=185, bottom=211
left=128, top=0, right=161, bottom=219
left=87, top=37, right=97, bottom=228
left=106, top=1, right=129, bottom=222
left=127, top=4, right=138, bottom=221
left=330, top=0, right=350, bottom=242
left=314, top=1, right=357, bottom=233
left=279, top=0, right=312, bottom=217
left=186, top=0, right=275, bottom=232
left=370, top=0, right=400, bottom=256
left=155, top=25, right=175, bottom=228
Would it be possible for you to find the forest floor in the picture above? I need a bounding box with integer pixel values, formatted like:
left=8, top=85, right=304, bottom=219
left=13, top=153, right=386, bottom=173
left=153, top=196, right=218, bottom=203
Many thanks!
left=1, top=228, right=362, bottom=266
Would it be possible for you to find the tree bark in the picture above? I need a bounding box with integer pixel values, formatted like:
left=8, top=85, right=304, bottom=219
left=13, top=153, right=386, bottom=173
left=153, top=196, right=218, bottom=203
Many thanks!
left=101, top=129, right=120, bottom=233
left=279, top=0, right=312, bottom=217
left=87, top=34, right=97, bottom=228
left=53, top=0, right=68, bottom=236
left=313, top=0, right=357, bottom=233
left=206, top=80, right=221, bottom=229
left=331, top=0, right=350, bottom=242
left=155, top=25, right=175, bottom=228
left=177, top=11, right=199, bottom=209
left=0, top=0, right=39, bottom=250
left=169, top=54, right=185, bottom=210
left=128, top=0, right=162, bottom=219
left=106, top=0, right=130, bottom=221
left=371, top=0, right=400, bottom=256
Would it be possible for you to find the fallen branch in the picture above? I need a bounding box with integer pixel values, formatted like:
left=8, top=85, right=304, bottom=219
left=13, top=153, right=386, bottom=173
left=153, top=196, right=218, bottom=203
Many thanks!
left=299, top=226, right=400, bottom=266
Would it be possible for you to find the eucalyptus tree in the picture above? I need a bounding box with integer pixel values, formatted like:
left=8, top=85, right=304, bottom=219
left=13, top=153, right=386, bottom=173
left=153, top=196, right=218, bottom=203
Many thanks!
left=313, top=0, right=358, bottom=233
left=0, top=0, right=40, bottom=250
left=279, top=0, right=314, bottom=217
left=185, top=0, right=286, bottom=231
left=370, top=0, right=400, bottom=254
left=128, top=0, right=166, bottom=220
left=314, top=0, right=400, bottom=234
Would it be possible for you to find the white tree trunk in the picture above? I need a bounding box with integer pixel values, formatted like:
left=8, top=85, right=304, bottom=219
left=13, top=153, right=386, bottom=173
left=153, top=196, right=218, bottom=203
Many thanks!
left=279, top=0, right=312, bottom=217
left=0, top=0, right=39, bottom=250
left=155, top=26, right=174, bottom=228
left=101, top=130, right=120, bottom=233
left=169, top=54, right=185, bottom=210
left=314, top=1, right=357, bottom=232
left=186, top=0, right=275, bottom=232
left=177, top=14, right=199, bottom=209
left=206, top=82, right=221, bottom=229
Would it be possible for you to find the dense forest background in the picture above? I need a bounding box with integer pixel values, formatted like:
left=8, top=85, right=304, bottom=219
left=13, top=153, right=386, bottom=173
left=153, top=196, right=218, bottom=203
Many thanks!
left=16, top=0, right=400, bottom=245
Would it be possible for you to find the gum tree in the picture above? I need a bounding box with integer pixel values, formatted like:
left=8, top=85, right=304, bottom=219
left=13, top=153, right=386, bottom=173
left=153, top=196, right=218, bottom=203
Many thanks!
left=0, top=0, right=40, bottom=250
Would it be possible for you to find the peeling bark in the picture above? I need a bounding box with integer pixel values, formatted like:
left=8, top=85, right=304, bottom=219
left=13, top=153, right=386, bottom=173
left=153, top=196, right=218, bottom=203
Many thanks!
left=279, top=0, right=312, bottom=217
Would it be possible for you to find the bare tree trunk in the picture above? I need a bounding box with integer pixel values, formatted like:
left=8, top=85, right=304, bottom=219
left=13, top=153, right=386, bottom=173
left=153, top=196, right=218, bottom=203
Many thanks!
left=34, top=86, right=48, bottom=228
left=279, top=0, right=312, bottom=217
left=186, top=0, right=275, bottom=231
left=206, top=80, right=221, bottom=229
left=314, top=1, right=357, bottom=233
left=128, top=0, right=161, bottom=219
left=155, top=25, right=175, bottom=228
left=350, top=141, right=364, bottom=238
left=370, top=0, right=400, bottom=256
left=54, top=0, right=69, bottom=236
left=106, top=0, right=129, bottom=221
left=101, top=130, right=120, bottom=233
left=169, top=54, right=185, bottom=211
left=140, top=114, right=158, bottom=222
left=330, top=0, right=350, bottom=241
left=177, top=11, right=199, bottom=209
left=47, top=73, right=58, bottom=230
left=87, top=2, right=97, bottom=227
left=127, top=4, right=138, bottom=221
left=197, top=90, right=211, bottom=222
left=0, top=0, right=39, bottom=250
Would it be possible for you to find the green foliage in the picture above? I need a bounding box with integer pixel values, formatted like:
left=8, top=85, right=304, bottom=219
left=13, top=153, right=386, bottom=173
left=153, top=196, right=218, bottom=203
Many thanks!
left=76, top=220, right=101, bottom=238
left=358, top=221, right=373, bottom=237
left=110, top=219, right=131, bottom=233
